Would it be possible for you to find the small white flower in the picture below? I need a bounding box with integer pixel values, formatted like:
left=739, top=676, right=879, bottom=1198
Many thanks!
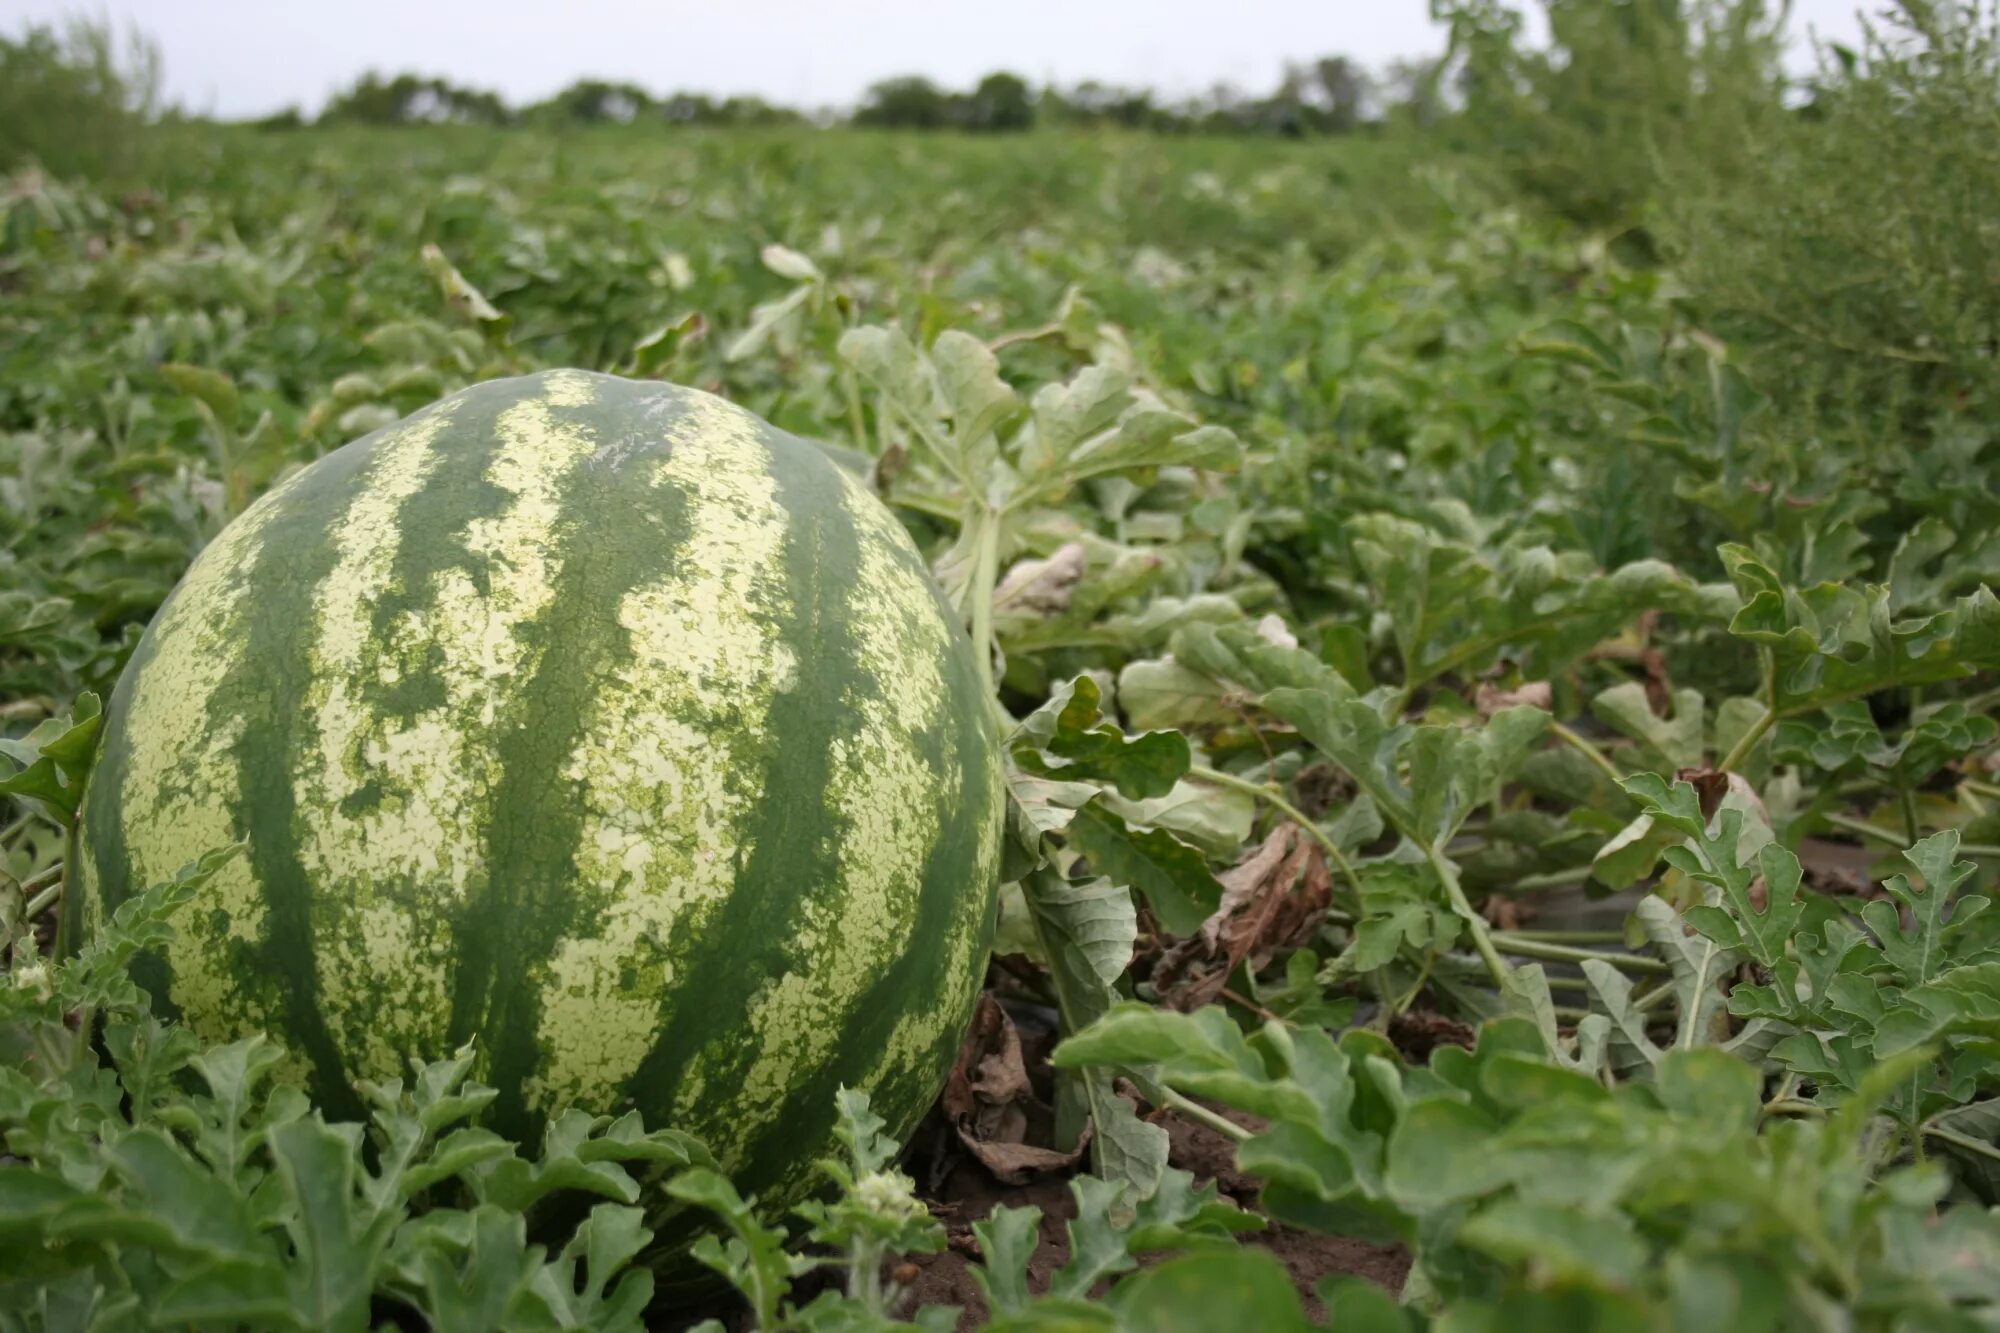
left=853, top=1169, right=925, bottom=1222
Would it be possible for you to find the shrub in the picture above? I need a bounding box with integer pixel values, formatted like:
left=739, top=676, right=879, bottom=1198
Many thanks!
left=0, top=18, right=160, bottom=180
left=1660, top=1, right=2000, bottom=455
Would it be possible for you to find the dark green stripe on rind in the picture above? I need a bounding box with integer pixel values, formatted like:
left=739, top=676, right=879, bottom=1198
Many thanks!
left=72, top=573, right=172, bottom=1001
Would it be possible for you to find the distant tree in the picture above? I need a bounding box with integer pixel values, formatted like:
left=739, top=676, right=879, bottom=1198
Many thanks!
left=715, top=94, right=802, bottom=126
left=853, top=75, right=953, bottom=128
left=658, top=91, right=719, bottom=123
left=532, top=78, right=651, bottom=124
left=1313, top=56, right=1372, bottom=132
left=320, top=72, right=512, bottom=126
left=252, top=106, right=306, bottom=131
left=0, top=17, right=160, bottom=177
left=1380, top=56, right=1446, bottom=127
left=959, top=71, right=1034, bottom=131
left=1060, top=80, right=1160, bottom=130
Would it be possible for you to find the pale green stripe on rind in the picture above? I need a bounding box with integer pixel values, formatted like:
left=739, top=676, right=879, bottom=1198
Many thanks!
left=291, top=400, right=458, bottom=1082
left=525, top=392, right=800, bottom=1117
left=297, top=369, right=601, bottom=1085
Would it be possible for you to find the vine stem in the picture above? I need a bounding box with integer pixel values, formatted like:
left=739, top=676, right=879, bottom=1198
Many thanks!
left=1716, top=647, right=1778, bottom=775
left=25, top=878, right=62, bottom=922
left=1490, top=933, right=1670, bottom=974
left=9, top=861, right=63, bottom=915
left=966, top=511, right=1001, bottom=702
left=1185, top=763, right=1364, bottom=901
left=1548, top=720, right=1624, bottom=790
left=1501, top=929, right=1628, bottom=944
left=1219, top=987, right=1281, bottom=1022
left=1158, top=1088, right=1251, bottom=1143
left=1509, top=864, right=1597, bottom=891
left=1825, top=812, right=2000, bottom=857
left=1424, top=840, right=1511, bottom=989
left=1632, top=980, right=1677, bottom=1011
left=1925, top=1125, right=2000, bottom=1163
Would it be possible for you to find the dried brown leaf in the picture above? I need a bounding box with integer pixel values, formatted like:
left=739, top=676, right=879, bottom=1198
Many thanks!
left=1155, top=823, right=1330, bottom=1011
left=1474, top=680, right=1553, bottom=718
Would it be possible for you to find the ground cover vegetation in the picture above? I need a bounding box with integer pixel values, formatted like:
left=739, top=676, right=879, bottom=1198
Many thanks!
left=5, top=1, right=2000, bottom=1328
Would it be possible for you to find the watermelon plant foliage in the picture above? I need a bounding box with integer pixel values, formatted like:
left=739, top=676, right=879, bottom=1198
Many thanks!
left=7, top=58, right=2000, bottom=1327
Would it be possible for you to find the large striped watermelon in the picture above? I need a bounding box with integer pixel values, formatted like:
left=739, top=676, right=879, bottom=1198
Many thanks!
left=70, top=369, right=1004, bottom=1213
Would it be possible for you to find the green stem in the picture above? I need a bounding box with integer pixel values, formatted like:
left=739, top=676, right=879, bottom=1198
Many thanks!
left=1500, top=929, right=1629, bottom=944
left=1159, top=1087, right=1251, bottom=1143
left=25, top=877, right=61, bottom=922
left=890, top=400, right=979, bottom=496
left=1186, top=763, right=1365, bottom=901
left=1508, top=864, right=1598, bottom=891
left=7, top=860, right=62, bottom=902
left=1490, top=933, right=1670, bottom=974
left=1633, top=980, right=1676, bottom=1011
left=1717, top=687, right=1775, bottom=776
left=885, top=491, right=967, bottom=522
left=843, top=366, right=869, bottom=456
left=1825, top=812, right=2000, bottom=857
left=1392, top=954, right=1436, bottom=1014
left=1924, top=1124, right=2000, bottom=1163
left=967, top=512, right=1001, bottom=702
left=1549, top=720, right=1624, bottom=790
left=1897, top=778, right=1921, bottom=847
left=1426, top=841, right=1511, bottom=989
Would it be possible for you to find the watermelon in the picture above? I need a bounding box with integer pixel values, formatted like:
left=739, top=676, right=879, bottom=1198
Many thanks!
left=70, top=369, right=1004, bottom=1211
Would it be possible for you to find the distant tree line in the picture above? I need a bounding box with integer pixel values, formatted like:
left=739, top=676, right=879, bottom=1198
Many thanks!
left=273, top=58, right=1442, bottom=134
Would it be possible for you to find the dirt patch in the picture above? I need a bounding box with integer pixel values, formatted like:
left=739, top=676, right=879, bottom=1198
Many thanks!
left=664, top=988, right=1408, bottom=1329
left=896, top=1102, right=1407, bottom=1330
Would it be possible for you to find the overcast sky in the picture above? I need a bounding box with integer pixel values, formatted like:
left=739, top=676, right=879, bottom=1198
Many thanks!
left=1, top=0, right=1874, bottom=119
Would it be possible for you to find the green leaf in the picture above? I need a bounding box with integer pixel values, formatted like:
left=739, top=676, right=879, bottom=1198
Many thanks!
left=1590, top=682, right=1705, bottom=771
left=1105, top=1248, right=1312, bottom=1332
left=1874, top=962, right=2000, bottom=1057
left=525, top=1204, right=654, bottom=1332
left=1656, top=1048, right=1763, bottom=1135
left=1631, top=895, right=1739, bottom=1049
left=1721, top=545, right=2000, bottom=713
left=1384, top=1098, right=1509, bottom=1208
left=267, top=1116, right=396, bottom=1333
left=1063, top=802, right=1220, bottom=936
left=399, top=1205, right=542, bottom=1333
left=1459, top=1200, right=1648, bottom=1288
left=1012, top=674, right=1190, bottom=800
left=970, top=1205, right=1042, bottom=1317
left=932, top=330, right=1021, bottom=464
left=1017, top=868, right=1165, bottom=1194
left=1865, top=830, right=1976, bottom=988
left=0, top=692, right=102, bottom=827
left=667, top=1168, right=810, bottom=1329
left=1097, top=778, right=1255, bottom=858
left=159, top=363, right=241, bottom=422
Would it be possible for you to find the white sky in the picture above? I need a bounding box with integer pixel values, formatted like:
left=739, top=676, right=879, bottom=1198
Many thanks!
left=0, top=0, right=1873, bottom=119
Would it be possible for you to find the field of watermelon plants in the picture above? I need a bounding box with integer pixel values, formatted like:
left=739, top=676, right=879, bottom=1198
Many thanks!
left=6, top=19, right=2000, bottom=1329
